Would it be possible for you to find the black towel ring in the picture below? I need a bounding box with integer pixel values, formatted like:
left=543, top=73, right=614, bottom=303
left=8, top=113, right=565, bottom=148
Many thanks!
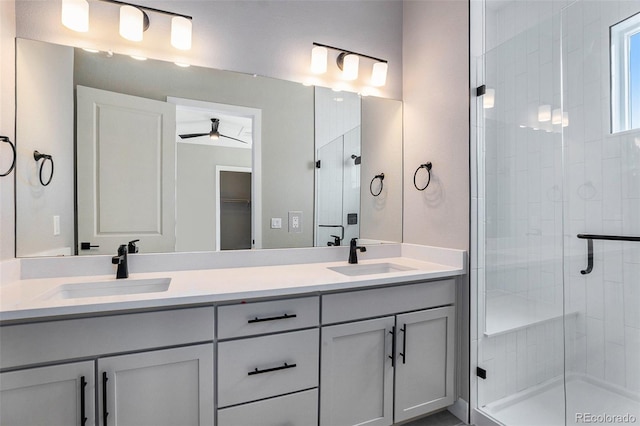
left=0, top=136, right=16, bottom=177
left=34, top=150, right=54, bottom=186
left=370, top=173, right=385, bottom=197
left=413, top=162, right=432, bottom=191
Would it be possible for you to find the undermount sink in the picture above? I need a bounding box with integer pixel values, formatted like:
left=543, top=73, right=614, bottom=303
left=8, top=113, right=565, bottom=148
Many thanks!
left=38, top=277, right=171, bottom=301
left=328, top=262, right=416, bottom=277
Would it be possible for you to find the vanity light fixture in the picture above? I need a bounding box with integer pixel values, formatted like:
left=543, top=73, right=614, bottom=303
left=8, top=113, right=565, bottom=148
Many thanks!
left=311, top=42, right=389, bottom=86
left=62, top=0, right=193, bottom=50
left=61, top=0, right=89, bottom=32
left=482, top=88, right=495, bottom=109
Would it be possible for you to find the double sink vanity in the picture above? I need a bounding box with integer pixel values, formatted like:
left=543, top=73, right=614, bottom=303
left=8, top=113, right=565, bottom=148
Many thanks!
left=0, top=243, right=465, bottom=426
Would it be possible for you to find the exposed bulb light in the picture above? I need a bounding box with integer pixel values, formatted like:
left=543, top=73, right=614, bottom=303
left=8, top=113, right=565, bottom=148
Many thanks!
left=552, top=108, right=562, bottom=125
left=120, top=5, right=145, bottom=42
left=562, top=112, right=569, bottom=127
left=311, top=46, right=328, bottom=74
left=171, top=16, right=192, bottom=50
left=370, top=62, right=388, bottom=87
left=61, top=0, right=89, bottom=32
left=538, top=104, right=551, bottom=122
left=341, top=54, right=359, bottom=80
left=483, top=88, right=495, bottom=109
left=209, top=133, right=219, bottom=140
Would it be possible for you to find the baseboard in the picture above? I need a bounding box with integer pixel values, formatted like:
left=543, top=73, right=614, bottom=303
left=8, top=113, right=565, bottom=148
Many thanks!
left=449, top=398, right=469, bottom=424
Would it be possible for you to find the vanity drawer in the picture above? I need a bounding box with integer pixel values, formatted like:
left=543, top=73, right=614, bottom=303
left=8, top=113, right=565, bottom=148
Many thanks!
left=217, top=296, right=319, bottom=339
left=217, top=388, right=318, bottom=426
left=0, top=307, right=215, bottom=370
left=217, top=328, right=319, bottom=407
left=322, top=279, right=455, bottom=324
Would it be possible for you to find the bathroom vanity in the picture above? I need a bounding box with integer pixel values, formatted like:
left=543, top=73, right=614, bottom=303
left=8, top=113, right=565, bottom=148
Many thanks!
left=0, top=244, right=465, bottom=426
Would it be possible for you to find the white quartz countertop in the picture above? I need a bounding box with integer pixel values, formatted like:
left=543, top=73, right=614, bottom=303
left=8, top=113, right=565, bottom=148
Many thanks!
left=0, top=245, right=466, bottom=322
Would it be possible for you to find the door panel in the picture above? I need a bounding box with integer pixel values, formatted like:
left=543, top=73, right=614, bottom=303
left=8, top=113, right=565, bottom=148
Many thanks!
left=76, top=86, right=176, bottom=255
left=0, top=361, right=95, bottom=426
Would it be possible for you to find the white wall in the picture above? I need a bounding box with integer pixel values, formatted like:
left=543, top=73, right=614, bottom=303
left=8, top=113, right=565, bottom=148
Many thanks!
left=402, top=0, right=470, bottom=251
left=15, top=39, right=75, bottom=257
left=402, top=0, right=470, bottom=406
left=0, top=0, right=15, bottom=260
left=15, top=0, right=403, bottom=100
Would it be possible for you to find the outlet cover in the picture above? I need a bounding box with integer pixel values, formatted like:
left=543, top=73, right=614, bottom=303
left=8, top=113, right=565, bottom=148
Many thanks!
left=288, top=211, right=302, bottom=233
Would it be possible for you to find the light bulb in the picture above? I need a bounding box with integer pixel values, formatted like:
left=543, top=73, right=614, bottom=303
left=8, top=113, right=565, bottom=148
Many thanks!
left=61, top=0, right=89, bottom=33
left=120, top=5, right=144, bottom=42
left=552, top=108, right=562, bottom=125
left=342, top=54, right=359, bottom=80
left=171, top=16, right=192, bottom=50
left=371, top=62, right=388, bottom=87
left=311, top=46, right=328, bottom=74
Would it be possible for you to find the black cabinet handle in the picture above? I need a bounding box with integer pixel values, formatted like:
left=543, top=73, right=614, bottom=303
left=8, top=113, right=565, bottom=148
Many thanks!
left=388, top=327, right=396, bottom=368
left=400, top=324, right=407, bottom=364
left=80, top=376, right=87, bottom=426
left=102, top=372, right=109, bottom=426
left=247, top=313, right=297, bottom=323
left=248, top=362, right=297, bottom=376
left=80, top=242, right=100, bottom=250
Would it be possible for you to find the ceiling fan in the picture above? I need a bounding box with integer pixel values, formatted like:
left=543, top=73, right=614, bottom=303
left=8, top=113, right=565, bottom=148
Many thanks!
left=178, top=118, right=248, bottom=144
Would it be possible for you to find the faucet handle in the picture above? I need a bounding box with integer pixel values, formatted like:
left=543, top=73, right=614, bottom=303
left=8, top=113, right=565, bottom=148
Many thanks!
left=128, top=239, right=140, bottom=253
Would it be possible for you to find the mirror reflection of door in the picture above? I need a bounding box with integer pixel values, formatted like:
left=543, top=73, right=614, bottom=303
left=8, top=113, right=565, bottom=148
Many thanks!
left=76, top=86, right=177, bottom=255
left=218, top=170, right=252, bottom=250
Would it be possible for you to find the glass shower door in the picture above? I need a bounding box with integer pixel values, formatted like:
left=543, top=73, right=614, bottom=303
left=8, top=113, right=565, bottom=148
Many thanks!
left=475, top=9, right=566, bottom=425
left=561, top=1, right=640, bottom=424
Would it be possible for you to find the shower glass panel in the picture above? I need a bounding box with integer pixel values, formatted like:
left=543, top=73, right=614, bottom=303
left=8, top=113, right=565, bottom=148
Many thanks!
left=476, top=3, right=565, bottom=425
left=476, top=0, right=640, bottom=425
left=561, top=1, right=640, bottom=424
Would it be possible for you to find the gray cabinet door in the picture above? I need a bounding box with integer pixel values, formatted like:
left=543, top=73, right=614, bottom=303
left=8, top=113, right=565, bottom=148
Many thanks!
left=98, top=344, right=214, bottom=426
left=0, top=361, right=95, bottom=426
left=394, top=306, right=455, bottom=422
left=320, top=316, right=394, bottom=426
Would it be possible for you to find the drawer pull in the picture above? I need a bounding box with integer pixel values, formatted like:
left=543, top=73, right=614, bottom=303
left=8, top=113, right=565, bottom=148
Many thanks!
left=248, top=313, right=297, bottom=323
left=248, top=362, right=297, bottom=376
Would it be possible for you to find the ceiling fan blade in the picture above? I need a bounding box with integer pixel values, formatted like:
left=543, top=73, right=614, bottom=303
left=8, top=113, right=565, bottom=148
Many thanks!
left=179, top=132, right=209, bottom=139
left=220, top=133, right=249, bottom=144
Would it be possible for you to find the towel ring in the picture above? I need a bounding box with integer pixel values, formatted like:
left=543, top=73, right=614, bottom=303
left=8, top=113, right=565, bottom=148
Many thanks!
left=0, top=136, right=16, bottom=177
left=34, top=150, right=54, bottom=186
left=413, top=162, right=432, bottom=191
left=370, top=173, right=385, bottom=197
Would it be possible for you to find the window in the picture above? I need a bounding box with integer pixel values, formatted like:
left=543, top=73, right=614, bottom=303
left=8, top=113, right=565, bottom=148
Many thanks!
left=611, top=12, right=640, bottom=133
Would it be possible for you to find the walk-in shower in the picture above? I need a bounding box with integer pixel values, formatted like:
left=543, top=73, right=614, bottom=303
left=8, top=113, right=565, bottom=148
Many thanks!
left=472, top=1, right=640, bottom=424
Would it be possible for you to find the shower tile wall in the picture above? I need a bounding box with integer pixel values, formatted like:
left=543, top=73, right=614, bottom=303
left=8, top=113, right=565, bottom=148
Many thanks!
left=562, top=0, right=640, bottom=394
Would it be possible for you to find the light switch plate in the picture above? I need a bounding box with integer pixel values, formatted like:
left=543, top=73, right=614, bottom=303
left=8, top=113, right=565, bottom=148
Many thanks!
left=288, top=211, right=302, bottom=233
left=271, top=218, right=282, bottom=229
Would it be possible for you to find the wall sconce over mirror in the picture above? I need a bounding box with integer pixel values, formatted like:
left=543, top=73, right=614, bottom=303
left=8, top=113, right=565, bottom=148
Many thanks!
left=310, top=42, right=388, bottom=87
left=61, top=0, right=193, bottom=50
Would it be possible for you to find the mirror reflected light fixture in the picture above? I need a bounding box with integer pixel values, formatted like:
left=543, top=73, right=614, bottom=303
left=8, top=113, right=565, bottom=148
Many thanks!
left=61, top=0, right=193, bottom=50
left=310, top=42, right=388, bottom=86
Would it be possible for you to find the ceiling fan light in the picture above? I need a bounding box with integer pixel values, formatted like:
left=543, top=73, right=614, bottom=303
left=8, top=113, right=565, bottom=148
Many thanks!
left=209, top=132, right=220, bottom=140
left=171, top=16, right=192, bottom=50
left=370, top=62, right=388, bottom=87
left=120, top=5, right=144, bottom=42
left=311, top=46, right=328, bottom=74
left=61, top=0, right=89, bottom=33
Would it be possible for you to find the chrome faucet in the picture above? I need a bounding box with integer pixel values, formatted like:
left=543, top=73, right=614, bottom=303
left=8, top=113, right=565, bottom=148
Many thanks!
left=111, top=244, right=128, bottom=279
left=348, top=238, right=367, bottom=264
